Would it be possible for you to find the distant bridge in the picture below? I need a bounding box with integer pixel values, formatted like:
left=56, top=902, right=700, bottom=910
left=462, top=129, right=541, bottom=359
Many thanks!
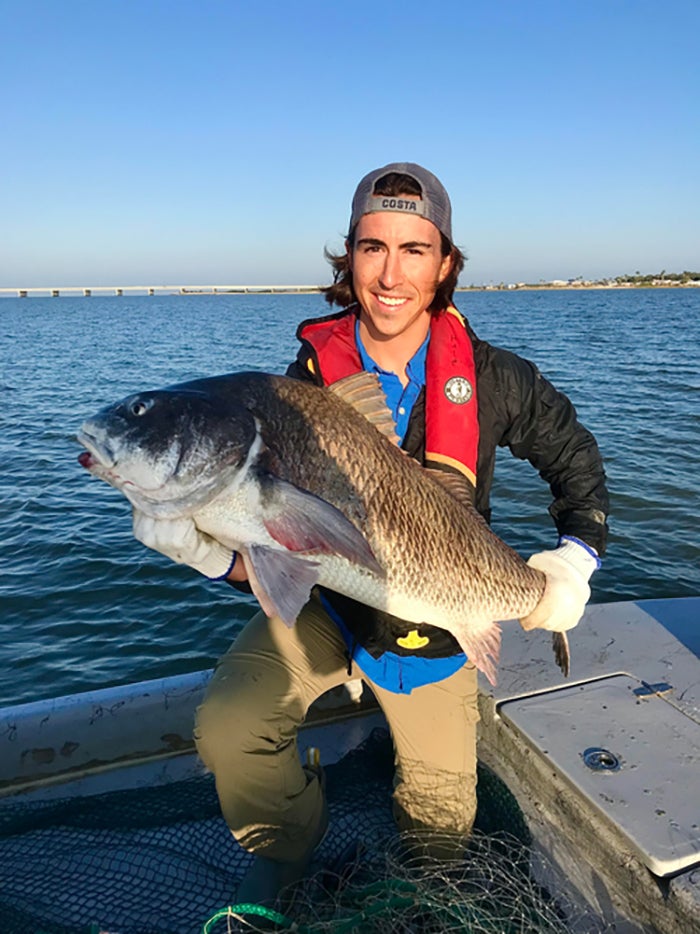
left=0, top=284, right=322, bottom=298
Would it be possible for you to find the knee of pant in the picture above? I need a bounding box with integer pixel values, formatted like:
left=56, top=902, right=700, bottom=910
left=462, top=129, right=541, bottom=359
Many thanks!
left=392, top=764, right=477, bottom=839
left=194, top=681, right=290, bottom=771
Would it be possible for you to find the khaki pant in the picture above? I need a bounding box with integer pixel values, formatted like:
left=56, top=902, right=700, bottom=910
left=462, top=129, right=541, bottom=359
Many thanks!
left=194, top=597, right=479, bottom=863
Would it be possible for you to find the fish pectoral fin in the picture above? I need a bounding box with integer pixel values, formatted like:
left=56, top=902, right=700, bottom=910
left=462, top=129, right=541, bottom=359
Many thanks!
left=262, top=478, right=383, bottom=576
left=243, top=545, right=321, bottom=628
left=453, top=620, right=501, bottom=687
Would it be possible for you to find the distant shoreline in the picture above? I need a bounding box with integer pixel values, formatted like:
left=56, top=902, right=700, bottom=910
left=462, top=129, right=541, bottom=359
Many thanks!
left=1, top=278, right=699, bottom=297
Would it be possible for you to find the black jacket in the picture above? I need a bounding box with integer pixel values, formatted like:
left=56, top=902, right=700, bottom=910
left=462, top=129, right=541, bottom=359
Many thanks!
left=288, top=310, right=609, bottom=555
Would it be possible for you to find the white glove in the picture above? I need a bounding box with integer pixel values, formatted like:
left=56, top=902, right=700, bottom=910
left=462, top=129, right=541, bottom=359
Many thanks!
left=520, top=536, right=601, bottom=633
left=132, top=511, right=237, bottom=581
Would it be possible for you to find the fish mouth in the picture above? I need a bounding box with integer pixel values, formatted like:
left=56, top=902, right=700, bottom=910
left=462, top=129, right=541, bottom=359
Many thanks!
left=77, top=449, right=96, bottom=469
left=75, top=427, right=123, bottom=484
left=75, top=428, right=176, bottom=502
left=76, top=429, right=118, bottom=475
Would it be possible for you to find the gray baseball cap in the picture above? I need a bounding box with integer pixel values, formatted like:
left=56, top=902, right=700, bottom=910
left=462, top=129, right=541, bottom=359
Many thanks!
left=349, top=162, right=453, bottom=242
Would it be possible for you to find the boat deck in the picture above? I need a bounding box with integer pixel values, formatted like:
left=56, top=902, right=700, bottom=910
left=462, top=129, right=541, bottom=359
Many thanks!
left=1, top=597, right=698, bottom=933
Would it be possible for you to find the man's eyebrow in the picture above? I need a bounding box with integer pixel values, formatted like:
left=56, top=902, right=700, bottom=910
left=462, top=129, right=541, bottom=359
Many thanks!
left=355, top=237, right=434, bottom=250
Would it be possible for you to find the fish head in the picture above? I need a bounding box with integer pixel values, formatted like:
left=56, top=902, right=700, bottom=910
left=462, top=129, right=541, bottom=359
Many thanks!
left=77, top=386, right=258, bottom=517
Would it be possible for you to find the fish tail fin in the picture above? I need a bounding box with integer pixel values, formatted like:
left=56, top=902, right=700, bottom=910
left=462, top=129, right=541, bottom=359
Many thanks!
left=454, top=620, right=501, bottom=686
left=552, top=631, right=570, bottom=677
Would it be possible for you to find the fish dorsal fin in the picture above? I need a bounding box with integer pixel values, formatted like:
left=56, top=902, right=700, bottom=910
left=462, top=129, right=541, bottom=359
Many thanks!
left=424, top=466, right=478, bottom=509
left=329, top=373, right=400, bottom=445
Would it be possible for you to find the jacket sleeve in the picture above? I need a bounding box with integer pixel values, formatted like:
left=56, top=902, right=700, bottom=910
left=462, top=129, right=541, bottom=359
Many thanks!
left=497, top=350, right=609, bottom=555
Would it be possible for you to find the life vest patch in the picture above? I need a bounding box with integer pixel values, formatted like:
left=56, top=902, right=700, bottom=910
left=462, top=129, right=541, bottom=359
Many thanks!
left=396, top=630, right=430, bottom=650
left=444, top=376, right=473, bottom=405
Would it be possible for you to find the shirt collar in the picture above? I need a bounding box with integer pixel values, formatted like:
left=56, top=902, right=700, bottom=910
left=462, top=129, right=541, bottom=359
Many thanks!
left=354, top=319, right=429, bottom=383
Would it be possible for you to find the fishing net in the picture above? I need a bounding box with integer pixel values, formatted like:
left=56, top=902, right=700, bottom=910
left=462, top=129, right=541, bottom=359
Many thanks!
left=203, top=828, right=603, bottom=934
left=0, top=729, right=609, bottom=934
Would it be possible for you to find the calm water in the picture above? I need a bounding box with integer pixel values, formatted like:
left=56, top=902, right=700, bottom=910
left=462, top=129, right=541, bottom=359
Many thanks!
left=1, top=289, right=699, bottom=707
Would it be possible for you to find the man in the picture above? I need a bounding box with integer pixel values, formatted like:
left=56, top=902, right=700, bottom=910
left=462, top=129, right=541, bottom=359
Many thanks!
left=134, top=163, right=608, bottom=904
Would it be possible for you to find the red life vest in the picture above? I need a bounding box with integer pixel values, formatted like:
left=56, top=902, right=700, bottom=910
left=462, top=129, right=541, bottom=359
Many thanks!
left=298, top=305, right=479, bottom=487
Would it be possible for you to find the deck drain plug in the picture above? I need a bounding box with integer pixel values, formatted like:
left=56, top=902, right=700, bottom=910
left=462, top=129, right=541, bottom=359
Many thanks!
left=583, top=747, right=621, bottom=771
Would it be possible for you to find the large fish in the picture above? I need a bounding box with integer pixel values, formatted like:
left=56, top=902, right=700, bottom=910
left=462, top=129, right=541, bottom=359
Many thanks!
left=76, top=371, right=567, bottom=684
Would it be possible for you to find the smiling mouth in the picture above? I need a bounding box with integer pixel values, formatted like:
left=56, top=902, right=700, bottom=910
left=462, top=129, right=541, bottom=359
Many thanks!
left=375, top=294, right=409, bottom=307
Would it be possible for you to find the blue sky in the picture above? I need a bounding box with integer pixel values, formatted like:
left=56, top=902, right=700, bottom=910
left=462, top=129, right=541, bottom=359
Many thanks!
left=1, top=0, right=698, bottom=287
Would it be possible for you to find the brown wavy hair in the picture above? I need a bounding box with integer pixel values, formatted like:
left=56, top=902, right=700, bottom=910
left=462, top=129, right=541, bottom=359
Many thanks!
left=322, top=171, right=466, bottom=310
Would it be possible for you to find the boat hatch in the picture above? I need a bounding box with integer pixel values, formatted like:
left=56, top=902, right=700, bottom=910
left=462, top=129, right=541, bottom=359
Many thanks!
left=498, top=673, right=700, bottom=877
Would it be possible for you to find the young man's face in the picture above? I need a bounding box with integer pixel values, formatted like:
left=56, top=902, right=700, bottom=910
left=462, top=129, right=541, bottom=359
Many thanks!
left=348, top=208, right=452, bottom=345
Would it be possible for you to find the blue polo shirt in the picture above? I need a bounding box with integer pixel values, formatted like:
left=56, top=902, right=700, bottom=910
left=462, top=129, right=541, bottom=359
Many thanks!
left=355, top=319, right=427, bottom=444
left=319, top=322, right=468, bottom=695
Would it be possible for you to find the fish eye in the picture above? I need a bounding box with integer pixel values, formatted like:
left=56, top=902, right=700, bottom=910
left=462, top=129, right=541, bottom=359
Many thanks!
left=130, top=398, right=152, bottom=417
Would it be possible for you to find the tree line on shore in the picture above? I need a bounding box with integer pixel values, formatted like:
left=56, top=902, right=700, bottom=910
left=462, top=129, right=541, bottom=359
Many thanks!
left=461, top=271, right=700, bottom=291
left=613, top=270, right=700, bottom=285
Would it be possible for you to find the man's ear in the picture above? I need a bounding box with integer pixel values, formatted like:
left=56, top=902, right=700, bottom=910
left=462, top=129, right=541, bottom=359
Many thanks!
left=438, top=249, right=453, bottom=285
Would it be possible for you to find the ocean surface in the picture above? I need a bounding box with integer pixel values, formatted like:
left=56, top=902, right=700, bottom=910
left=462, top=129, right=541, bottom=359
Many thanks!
left=1, top=289, right=698, bottom=707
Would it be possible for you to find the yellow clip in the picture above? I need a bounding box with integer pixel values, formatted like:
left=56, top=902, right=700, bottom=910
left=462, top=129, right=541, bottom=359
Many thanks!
left=396, top=629, right=430, bottom=650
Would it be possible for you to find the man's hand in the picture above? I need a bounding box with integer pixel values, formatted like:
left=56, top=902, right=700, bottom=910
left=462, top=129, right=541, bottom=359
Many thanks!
left=520, top=536, right=601, bottom=633
left=132, top=511, right=237, bottom=581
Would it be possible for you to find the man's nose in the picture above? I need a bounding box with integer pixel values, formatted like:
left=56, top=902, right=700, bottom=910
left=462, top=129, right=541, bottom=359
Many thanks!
left=378, top=250, right=403, bottom=289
